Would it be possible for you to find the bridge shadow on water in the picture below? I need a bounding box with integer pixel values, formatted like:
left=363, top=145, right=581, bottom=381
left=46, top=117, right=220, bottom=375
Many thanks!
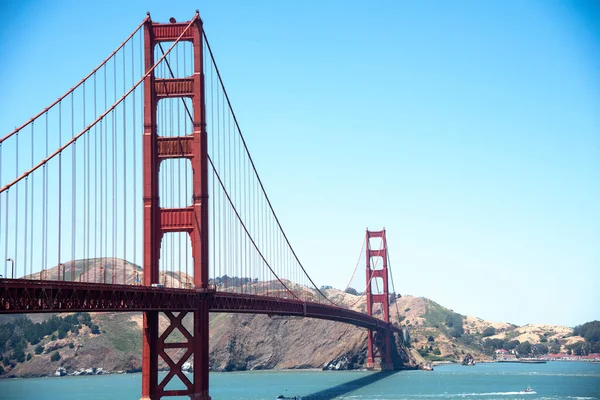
left=299, top=370, right=400, bottom=400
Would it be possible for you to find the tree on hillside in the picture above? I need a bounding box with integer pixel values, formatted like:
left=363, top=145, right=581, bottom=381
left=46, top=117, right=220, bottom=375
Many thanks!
left=516, top=341, right=532, bottom=357
left=533, top=343, right=548, bottom=355
left=483, top=338, right=504, bottom=350
left=566, top=341, right=592, bottom=356
left=57, top=327, right=68, bottom=340
left=482, top=327, right=496, bottom=337
left=573, top=321, right=600, bottom=352
left=344, top=287, right=359, bottom=296
left=450, top=327, right=463, bottom=338
left=445, top=313, right=464, bottom=337
left=549, top=341, right=561, bottom=354
left=12, top=349, right=25, bottom=363
left=90, top=324, right=100, bottom=335
left=573, top=321, right=600, bottom=339
left=504, top=340, right=520, bottom=351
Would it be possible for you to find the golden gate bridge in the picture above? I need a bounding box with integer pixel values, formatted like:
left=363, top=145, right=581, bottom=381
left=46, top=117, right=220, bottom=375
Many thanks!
left=0, top=12, right=405, bottom=399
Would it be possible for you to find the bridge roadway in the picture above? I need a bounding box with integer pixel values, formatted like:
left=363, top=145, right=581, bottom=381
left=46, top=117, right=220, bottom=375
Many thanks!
left=0, top=279, right=400, bottom=333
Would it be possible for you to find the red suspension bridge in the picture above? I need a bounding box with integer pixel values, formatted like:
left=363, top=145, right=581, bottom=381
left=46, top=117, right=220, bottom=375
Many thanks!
left=0, top=12, right=405, bottom=399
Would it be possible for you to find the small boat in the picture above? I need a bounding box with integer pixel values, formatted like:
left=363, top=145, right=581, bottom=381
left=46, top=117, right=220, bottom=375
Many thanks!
left=276, top=396, right=301, bottom=400
left=519, top=386, right=536, bottom=394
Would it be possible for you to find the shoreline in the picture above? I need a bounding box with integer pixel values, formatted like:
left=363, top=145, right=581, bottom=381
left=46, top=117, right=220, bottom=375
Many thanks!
left=3, top=359, right=599, bottom=380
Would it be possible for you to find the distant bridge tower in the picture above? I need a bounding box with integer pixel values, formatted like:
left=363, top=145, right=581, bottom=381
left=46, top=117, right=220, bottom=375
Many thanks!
left=365, top=229, right=393, bottom=370
left=141, top=12, right=212, bottom=399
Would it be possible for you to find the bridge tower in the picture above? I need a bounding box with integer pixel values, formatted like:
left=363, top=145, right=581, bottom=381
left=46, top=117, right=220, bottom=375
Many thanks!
left=141, top=13, right=212, bottom=399
left=365, top=229, right=393, bottom=370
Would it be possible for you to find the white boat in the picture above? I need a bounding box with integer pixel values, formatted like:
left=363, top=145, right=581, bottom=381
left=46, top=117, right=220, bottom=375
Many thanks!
left=519, top=386, right=536, bottom=394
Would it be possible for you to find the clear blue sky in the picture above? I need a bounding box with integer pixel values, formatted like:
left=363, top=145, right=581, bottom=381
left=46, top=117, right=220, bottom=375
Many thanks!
left=0, top=1, right=598, bottom=327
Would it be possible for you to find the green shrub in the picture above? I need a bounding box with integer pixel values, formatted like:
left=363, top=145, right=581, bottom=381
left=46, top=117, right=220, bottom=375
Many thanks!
left=34, top=345, right=43, bottom=354
left=26, top=353, right=32, bottom=361
left=482, top=327, right=496, bottom=337
left=13, top=350, right=25, bottom=363
left=344, top=287, right=358, bottom=295
left=450, top=327, right=463, bottom=338
left=50, top=351, right=61, bottom=362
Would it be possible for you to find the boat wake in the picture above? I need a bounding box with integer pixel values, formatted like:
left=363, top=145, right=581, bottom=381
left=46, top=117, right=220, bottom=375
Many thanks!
left=456, top=392, right=535, bottom=396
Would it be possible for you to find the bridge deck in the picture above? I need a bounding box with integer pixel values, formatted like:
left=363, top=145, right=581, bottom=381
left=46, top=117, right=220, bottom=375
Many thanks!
left=0, top=279, right=400, bottom=333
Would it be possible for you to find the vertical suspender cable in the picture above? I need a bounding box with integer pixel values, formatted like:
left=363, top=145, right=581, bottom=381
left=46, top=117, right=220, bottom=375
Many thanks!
left=103, top=64, right=108, bottom=283
left=57, top=102, right=62, bottom=277
left=44, top=112, right=49, bottom=276
left=123, top=46, right=127, bottom=284
left=101, top=64, right=106, bottom=282
left=83, top=81, right=87, bottom=281
left=210, top=51, right=215, bottom=289
left=29, top=124, right=34, bottom=278
left=86, top=80, right=90, bottom=279
left=112, top=55, right=117, bottom=283
left=15, top=131, right=19, bottom=278
left=71, top=93, right=76, bottom=280
left=23, top=140, right=29, bottom=278
left=132, top=34, right=137, bottom=280
left=217, top=83, right=222, bottom=288
left=94, top=72, right=98, bottom=282
left=3, top=185, right=7, bottom=279
left=134, top=30, right=141, bottom=278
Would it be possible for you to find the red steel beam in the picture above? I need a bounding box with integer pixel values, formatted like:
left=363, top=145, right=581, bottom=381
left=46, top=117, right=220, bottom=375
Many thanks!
left=0, top=279, right=401, bottom=334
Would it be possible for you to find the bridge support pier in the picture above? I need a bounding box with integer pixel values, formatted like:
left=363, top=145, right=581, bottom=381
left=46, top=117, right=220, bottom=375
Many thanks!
left=365, top=229, right=394, bottom=370
left=141, top=305, right=211, bottom=399
left=192, top=303, right=210, bottom=399
left=141, top=312, right=159, bottom=400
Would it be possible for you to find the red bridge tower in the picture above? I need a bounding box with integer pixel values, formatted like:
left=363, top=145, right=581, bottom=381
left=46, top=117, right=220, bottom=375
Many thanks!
left=365, top=229, right=393, bottom=370
left=141, top=12, right=212, bottom=399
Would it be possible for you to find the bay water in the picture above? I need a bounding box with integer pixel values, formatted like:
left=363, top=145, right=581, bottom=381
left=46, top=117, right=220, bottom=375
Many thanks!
left=0, top=361, right=598, bottom=399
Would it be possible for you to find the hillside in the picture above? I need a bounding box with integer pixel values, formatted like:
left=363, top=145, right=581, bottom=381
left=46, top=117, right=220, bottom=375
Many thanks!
left=392, top=295, right=580, bottom=362
left=0, top=259, right=587, bottom=378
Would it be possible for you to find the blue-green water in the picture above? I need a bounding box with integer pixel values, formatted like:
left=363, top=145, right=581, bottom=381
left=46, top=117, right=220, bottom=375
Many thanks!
left=0, top=362, right=598, bottom=399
